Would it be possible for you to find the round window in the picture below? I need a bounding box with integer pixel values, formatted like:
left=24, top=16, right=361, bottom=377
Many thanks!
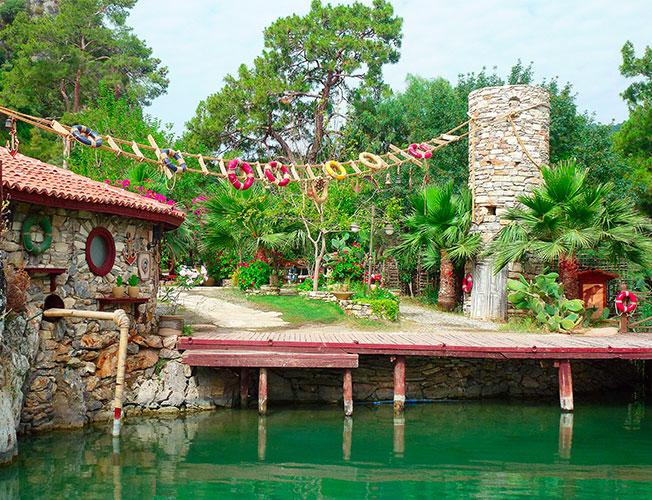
left=86, top=227, right=116, bottom=276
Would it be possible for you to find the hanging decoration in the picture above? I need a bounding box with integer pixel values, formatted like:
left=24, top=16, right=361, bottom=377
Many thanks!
left=160, top=148, right=187, bottom=173
left=264, top=161, right=291, bottom=187
left=307, top=177, right=329, bottom=204
left=21, top=215, right=53, bottom=255
left=323, top=160, right=347, bottom=180
left=71, top=125, right=103, bottom=148
left=408, top=143, right=432, bottom=159
left=123, top=232, right=137, bottom=265
left=227, top=159, right=255, bottom=191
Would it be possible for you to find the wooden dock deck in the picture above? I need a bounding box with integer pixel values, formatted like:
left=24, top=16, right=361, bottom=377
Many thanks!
left=177, top=329, right=652, bottom=415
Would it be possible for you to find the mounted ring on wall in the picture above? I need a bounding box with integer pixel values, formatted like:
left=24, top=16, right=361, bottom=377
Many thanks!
left=86, top=227, right=116, bottom=276
left=21, top=215, right=52, bottom=255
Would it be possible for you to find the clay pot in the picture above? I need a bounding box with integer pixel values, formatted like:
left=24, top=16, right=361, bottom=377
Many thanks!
left=127, top=286, right=140, bottom=298
left=112, top=286, right=125, bottom=299
left=203, top=277, right=216, bottom=286
left=159, top=314, right=184, bottom=337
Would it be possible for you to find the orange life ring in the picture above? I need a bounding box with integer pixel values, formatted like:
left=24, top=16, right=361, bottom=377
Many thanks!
left=615, top=290, right=637, bottom=314
left=462, top=274, right=473, bottom=293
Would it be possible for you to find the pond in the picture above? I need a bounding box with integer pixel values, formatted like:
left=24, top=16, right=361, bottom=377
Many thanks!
left=2, top=401, right=652, bottom=499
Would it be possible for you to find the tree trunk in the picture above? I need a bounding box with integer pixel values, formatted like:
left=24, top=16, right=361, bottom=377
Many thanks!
left=312, top=234, right=327, bottom=292
left=73, top=69, right=82, bottom=113
left=558, top=254, right=581, bottom=300
left=437, top=250, right=456, bottom=311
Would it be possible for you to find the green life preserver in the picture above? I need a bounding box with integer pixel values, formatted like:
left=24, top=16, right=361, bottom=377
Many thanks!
left=22, top=215, right=53, bottom=255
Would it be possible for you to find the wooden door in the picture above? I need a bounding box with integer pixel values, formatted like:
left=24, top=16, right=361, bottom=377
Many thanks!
left=470, top=260, right=507, bottom=320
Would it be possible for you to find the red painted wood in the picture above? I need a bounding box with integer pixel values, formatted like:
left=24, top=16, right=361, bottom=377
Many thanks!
left=258, top=368, right=268, bottom=416
left=343, top=369, right=353, bottom=417
left=393, top=356, right=406, bottom=414
left=558, top=360, right=574, bottom=412
left=23, top=267, right=67, bottom=292
left=97, top=297, right=149, bottom=321
left=183, top=349, right=359, bottom=368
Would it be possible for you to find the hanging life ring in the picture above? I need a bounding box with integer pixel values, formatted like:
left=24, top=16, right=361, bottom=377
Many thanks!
left=264, top=161, right=290, bottom=187
left=408, top=143, right=432, bottom=159
left=160, top=149, right=186, bottom=173
left=462, top=274, right=473, bottom=293
left=323, top=160, right=347, bottom=180
left=358, top=152, right=387, bottom=171
left=71, top=125, right=103, bottom=148
left=21, top=215, right=53, bottom=255
left=228, top=159, right=255, bottom=191
left=615, top=290, right=638, bottom=315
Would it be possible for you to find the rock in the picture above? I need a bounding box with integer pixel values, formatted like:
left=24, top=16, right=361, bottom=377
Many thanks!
left=159, top=362, right=187, bottom=407
left=95, top=344, right=119, bottom=379
left=135, top=380, right=159, bottom=407
left=159, top=348, right=181, bottom=360
left=133, top=335, right=163, bottom=349
left=162, top=335, right=178, bottom=349
left=0, top=392, right=17, bottom=465
left=86, top=376, right=100, bottom=392
left=126, top=349, right=159, bottom=372
left=52, top=369, right=86, bottom=428
left=81, top=332, right=118, bottom=350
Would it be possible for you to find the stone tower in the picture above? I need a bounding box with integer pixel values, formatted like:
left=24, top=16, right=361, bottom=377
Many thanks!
left=467, top=85, right=550, bottom=320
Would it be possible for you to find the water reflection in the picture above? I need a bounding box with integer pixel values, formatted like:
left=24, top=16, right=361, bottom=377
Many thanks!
left=2, top=402, right=652, bottom=499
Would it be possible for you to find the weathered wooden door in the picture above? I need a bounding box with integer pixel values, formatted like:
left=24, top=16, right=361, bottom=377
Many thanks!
left=470, top=260, right=507, bottom=320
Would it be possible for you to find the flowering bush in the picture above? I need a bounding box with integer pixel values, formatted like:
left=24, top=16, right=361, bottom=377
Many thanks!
left=177, top=265, right=208, bottom=289
left=237, top=259, right=271, bottom=290
left=330, top=250, right=364, bottom=282
left=205, top=250, right=235, bottom=282
left=103, top=178, right=178, bottom=208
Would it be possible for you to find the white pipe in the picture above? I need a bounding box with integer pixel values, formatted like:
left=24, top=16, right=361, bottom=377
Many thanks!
left=43, top=308, right=130, bottom=436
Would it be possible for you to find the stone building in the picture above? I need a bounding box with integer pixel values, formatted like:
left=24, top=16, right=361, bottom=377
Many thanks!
left=465, top=85, right=550, bottom=320
left=0, top=148, right=235, bottom=463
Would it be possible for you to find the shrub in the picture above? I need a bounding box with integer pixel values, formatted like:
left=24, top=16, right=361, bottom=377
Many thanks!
left=353, top=298, right=399, bottom=322
left=330, top=250, right=364, bottom=282
left=205, top=250, right=235, bottom=282
left=507, top=271, right=584, bottom=333
left=237, top=259, right=271, bottom=290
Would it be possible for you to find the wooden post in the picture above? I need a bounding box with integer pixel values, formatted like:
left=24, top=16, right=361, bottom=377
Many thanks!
left=343, top=369, right=353, bottom=417
left=393, top=415, right=405, bottom=457
left=257, top=416, right=267, bottom=461
left=342, top=417, right=352, bottom=461
left=558, top=412, right=573, bottom=460
left=393, top=356, right=406, bottom=414
left=240, top=368, right=249, bottom=409
left=619, top=313, right=628, bottom=334
left=258, top=367, right=268, bottom=415
left=557, top=360, right=574, bottom=412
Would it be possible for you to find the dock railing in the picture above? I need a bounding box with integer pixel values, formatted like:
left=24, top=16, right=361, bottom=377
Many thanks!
left=620, top=291, right=652, bottom=334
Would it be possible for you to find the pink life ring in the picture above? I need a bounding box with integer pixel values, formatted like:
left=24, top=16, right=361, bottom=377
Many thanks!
left=264, top=161, right=291, bottom=187
left=227, top=159, right=255, bottom=191
left=408, top=143, right=432, bottom=159
left=462, top=274, right=473, bottom=293
left=615, top=290, right=638, bottom=314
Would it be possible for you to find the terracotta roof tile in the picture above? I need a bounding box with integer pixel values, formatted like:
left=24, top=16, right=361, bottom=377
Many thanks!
left=0, top=148, right=185, bottom=227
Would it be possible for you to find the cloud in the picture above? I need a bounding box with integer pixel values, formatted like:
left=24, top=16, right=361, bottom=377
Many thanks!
left=128, top=0, right=652, bottom=136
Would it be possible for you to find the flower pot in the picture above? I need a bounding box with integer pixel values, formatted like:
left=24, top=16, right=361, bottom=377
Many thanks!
left=204, top=277, right=216, bottom=286
left=159, top=314, right=184, bottom=337
left=127, top=286, right=140, bottom=298
left=112, top=286, right=125, bottom=299
left=332, top=291, right=354, bottom=301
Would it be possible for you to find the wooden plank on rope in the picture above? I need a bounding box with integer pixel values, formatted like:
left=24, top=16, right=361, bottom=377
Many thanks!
left=147, top=135, right=172, bottom=180
left=197, top=155, right=208, bottom=174
left=390, top=144, right=422, bottom=167
left=290, top=164, right=301, bottom=182
left=430, top=138, right=448, bottom=145
left=218, top=159, right=228, bottom=177
left=106, top=136, right=122, bottom=155
left=441, top=134, right=460, bottom=142
left=347, top=160, right=361, bottom=174
left=386, top=152, right=403, bottom=168
left=131, top=141, right=145, bottom=161
left=305, top=165, right=316, bottom=179
left=254, top=162, right=264, bottom=180
left=51, top=120, right=70, bottom=136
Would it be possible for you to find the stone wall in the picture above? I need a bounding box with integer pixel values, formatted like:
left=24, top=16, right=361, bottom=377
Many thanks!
left=0, top=202, right=233, bottom=437
left=263, top=356, right=640, bottom=403
left=466, top=85, right=550, bottom=320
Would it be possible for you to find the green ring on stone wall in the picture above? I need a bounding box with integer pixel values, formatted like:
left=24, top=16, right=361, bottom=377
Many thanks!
left=21, top=215, right=53, bottom=255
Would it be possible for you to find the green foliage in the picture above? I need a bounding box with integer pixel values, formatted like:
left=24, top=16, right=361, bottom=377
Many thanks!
left=237, top=260, right=271, bottom=290
left=186, top=0, right=402, bottom=163
left=127, top=274, right=138, bottom=287
left=507, top=272, right=585, bottom=333
left=620, top=41, right=652, bottom=108
left=0, top=0, right=168, bottom=116
left=181, top=324, right=195, bottom=337
left=298, top=278, right=317, bottom=292
left=330, top=250, right=364, bottom=282
left=116, top=276, right=123, bottom=287
left=247, top=294, right=344, bottom=325
left=205, top=250, right=236, bottom=282
left=352, top=298, right=399, bottom=321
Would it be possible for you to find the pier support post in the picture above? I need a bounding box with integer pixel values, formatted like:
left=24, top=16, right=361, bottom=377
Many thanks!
left=393, top=356, right=406, bottom=414
left=240, top=368, right=249, bottom=409
left=393, top=415, right=405, bottom=457
left=557, top=360, right=574, bottom=412
left=258, top=416, right=267, bottom=461
left=558, top=413, right=574, bottom=459
left=342, top=417, right=353, bottom=461
left=343, top=369, right=353, bottom=417
left=258, top=367, right=268, bottom=415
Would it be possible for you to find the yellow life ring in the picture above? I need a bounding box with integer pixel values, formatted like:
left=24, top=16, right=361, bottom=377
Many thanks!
left=323, top=160, right=347, bottom=180
left=358, top=152, right=387, bottom=171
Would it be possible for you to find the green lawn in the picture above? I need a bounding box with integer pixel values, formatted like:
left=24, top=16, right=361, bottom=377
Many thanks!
left=245, top=294, right=346, bottom=325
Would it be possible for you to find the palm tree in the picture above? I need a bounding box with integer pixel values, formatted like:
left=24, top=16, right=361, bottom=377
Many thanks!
left=488, top=160, right=652, bottom=298
left=397, top=182, right=482, bottom=311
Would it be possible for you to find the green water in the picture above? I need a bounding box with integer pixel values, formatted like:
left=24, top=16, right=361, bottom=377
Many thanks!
left=2, top=401, right=652, bottom=499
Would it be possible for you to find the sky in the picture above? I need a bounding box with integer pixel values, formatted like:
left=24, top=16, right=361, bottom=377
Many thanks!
left=127, top=0, right=652, bottom=136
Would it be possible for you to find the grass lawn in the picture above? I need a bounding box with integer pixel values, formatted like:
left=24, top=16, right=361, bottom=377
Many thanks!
left=245, top=294, right=346, bottom=325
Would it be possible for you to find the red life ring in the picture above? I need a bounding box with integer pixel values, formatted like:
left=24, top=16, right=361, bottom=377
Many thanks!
left=264, top=161, right=290, bottom=187
left=408, top=143, right=432, bottom=159
left=462, top=274, right=473, bottom=293
left=615, top=290, right=638, bottom=314
left=228, top=159, right=255, bottom=191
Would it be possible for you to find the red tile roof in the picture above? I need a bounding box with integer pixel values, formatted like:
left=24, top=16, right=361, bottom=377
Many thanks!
left=0, top=148, right=185, bottom=228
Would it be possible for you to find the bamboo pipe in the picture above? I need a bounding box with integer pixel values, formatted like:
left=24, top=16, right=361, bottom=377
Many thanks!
left=43, top=308, right=131, bottom=436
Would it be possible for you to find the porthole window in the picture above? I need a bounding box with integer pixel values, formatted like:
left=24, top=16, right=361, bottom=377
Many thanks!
left=86, top=227, right=116, bottom=276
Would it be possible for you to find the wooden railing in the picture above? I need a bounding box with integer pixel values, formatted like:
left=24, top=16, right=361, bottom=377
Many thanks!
left=620, top=291, right=652, bottom=333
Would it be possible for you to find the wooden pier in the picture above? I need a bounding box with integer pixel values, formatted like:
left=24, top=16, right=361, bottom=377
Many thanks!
left=178, top=329, right=652, bottom=415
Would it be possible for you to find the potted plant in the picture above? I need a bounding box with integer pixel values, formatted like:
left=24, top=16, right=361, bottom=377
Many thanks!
left=158, top=265, right=207, bottom=336
left=127, top=274, right=140, bottom=298
left=112, top=276, right=125, bottom=298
